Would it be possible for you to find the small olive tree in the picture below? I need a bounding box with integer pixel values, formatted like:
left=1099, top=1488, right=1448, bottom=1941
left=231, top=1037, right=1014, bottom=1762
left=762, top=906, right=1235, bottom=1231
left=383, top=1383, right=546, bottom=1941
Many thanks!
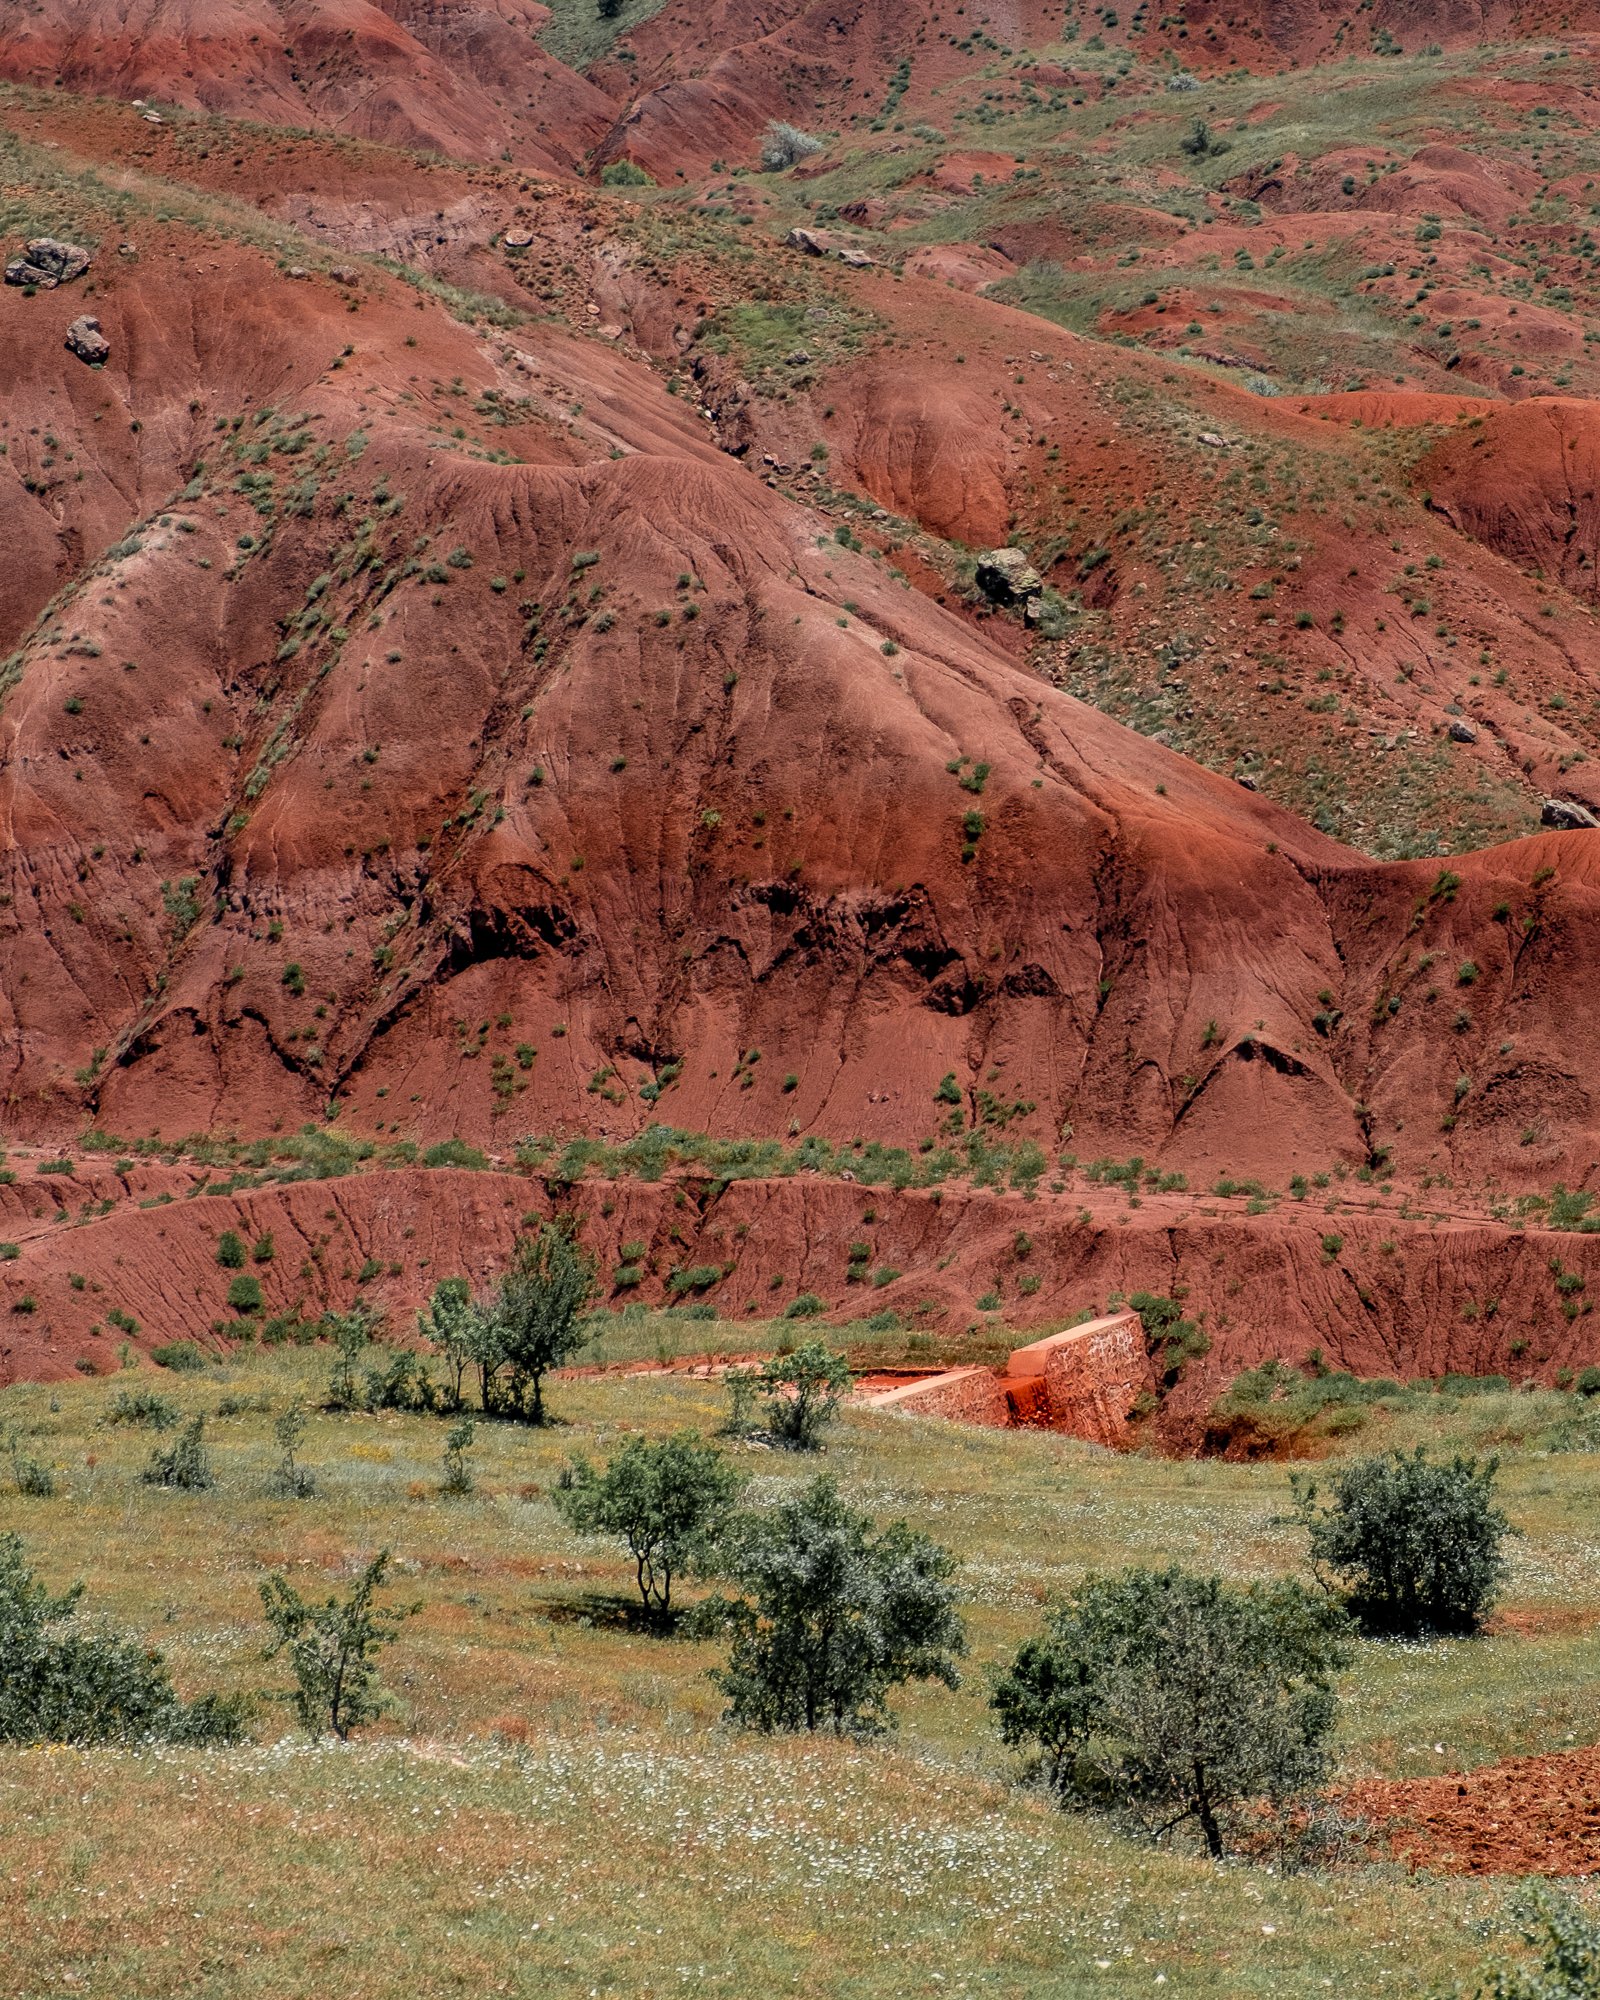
left=1291, top=1448, right=1510, bottom=1637
left=703, top=1475, right=964, bottom=1734
left=260, top=1549, right=414, bottom=1739
left=271, top=1404, right=314, bottom=1499
left=441, top=1416, right=476, bottom=1496
left=992, top=1565, right=1350, bottom=1858
left=757, top=1341, right=851, bottom=1449
left=555, top=1431, right=742, bottom=1624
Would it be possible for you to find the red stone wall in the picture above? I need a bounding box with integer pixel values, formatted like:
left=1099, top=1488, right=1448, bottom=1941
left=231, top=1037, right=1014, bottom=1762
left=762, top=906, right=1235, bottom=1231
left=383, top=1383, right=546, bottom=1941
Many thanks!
left=1000, top=1312, right=1153, bottom=1448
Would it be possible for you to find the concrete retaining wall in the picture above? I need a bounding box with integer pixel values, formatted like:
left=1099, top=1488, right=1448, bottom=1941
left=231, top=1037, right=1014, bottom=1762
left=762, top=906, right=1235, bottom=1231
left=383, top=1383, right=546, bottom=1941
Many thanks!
left=858, top=1312, right=1154, bottom=1447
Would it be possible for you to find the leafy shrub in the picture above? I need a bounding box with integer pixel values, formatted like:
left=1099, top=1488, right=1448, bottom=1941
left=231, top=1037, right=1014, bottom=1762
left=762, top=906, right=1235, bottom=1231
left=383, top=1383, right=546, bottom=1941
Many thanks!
left=216, top=1231, right=247, bottom=1269
left=0, top=1534, right=248, bottom=1745
left=422, top=1138, right=488, bottom=1170
left=360, top=1346, right=439, bottom=1414
left=142, top=1416, right=214, bottom=1491
left=4, top=1425, right=56, bottom=1497
left=1291, top=1448, right=1509, bottom=1637
left=756, top=1341, right=851, bottom=1449
left=555, top=1431, right=742, bottom=1622
left=1128, top=1291, right=1210, bottom=1387
left=667, top=1263, right=724, bottom=1295
left=227, top=1274, right=264, bottom=1314
left=782, top=1292, right=825, bottom=1319
left=993, top=1565, right=1350, bottom=1857
left=260, top=1550, right=413, bottom=1739
left=103, top=1387, right=178, bottom=1431
left=600, top=160, right=654, bottom=186
left=1468, top=1886, right=1600, bottom=1998
left=703, top=1476, right=963, bottom=1734
left=150, top=1342, right=207, bottom=1373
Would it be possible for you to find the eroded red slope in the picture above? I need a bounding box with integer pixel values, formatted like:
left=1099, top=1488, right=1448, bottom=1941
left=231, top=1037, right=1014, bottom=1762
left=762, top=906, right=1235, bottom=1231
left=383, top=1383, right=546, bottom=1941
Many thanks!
left=0, top=0, right=614, bottom=171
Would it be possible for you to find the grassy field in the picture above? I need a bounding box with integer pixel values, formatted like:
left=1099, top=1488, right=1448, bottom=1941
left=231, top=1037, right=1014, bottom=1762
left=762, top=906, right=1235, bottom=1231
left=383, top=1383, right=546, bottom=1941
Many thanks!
left=3, top=1328, right=1600, bottom=1996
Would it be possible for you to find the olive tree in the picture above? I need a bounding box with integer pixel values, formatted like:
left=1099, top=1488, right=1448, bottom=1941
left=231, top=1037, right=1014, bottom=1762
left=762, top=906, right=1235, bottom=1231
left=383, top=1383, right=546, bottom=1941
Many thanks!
left=992, top=1565, right=1350, bottom=1858
left=704, top=1475, right=964, bottom=1734
left=555, top=1430, right=742, bottom=1624
left=1291, top=1447, right=1510, bottom=1637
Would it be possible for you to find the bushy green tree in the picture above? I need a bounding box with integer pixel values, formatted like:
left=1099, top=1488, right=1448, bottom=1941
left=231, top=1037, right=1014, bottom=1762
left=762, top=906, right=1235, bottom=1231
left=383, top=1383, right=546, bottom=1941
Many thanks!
left=757, top=1341, right=851, bottom=1449
left=704, top=1476, right=964, bottom=1734
left=260, top=1549, right=414, bottom=1739
left=1292, top=1448, right=1510, bottom=1637
left=420, top=1276, right=494, bottom=1410
left=992, top=1565, right=1350, bottom=1858
left=0, top=1534, right=248, bottom=1745
left=555, top=1431, right=742, bottom=1622
left=484, top=1224, right=597, bottom=1422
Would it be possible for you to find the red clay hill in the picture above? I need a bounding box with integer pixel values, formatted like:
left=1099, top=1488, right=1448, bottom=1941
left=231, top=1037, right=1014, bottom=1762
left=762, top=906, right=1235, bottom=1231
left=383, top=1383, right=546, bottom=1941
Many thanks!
left=4, top=21, right=1600, bottom=1382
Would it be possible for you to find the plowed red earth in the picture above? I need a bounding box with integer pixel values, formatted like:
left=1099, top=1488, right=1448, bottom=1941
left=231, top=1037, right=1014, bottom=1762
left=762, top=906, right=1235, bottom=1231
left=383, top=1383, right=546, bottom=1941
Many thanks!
left=1351, top=1745, right=1600, bottom=1876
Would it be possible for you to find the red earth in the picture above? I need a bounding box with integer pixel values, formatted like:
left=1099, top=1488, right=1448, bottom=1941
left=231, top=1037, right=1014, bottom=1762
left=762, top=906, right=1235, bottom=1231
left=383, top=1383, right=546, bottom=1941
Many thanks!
left=5, top=15, right=1600, bottom=1389
left=1351, top=1744, right=1600, bottom=1876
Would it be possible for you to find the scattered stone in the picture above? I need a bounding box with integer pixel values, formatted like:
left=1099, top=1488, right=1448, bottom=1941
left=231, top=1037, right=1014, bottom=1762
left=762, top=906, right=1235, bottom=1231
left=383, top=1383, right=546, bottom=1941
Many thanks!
left=143, top=111, right=164, bottom=124
left=329, top=265, right=358, bottom=284
left=1235, top=773, right=1259, bottom=791
left=286, top=265, right=310, bottom=280
left=786, top=226, right=875, bottom=266
left=1541, top=797, right=1599, bottom=831
left=1197, top=431, right=1229, bottom=448
left=63, top=315, right=109, bottom=365
left=1447, top=718, right=1478, bottom=743
left=4, top=237, right=92, bottom=288
left=975, top=547, right=1043, bottom=604
left=503, top=230, right=535, bottom=249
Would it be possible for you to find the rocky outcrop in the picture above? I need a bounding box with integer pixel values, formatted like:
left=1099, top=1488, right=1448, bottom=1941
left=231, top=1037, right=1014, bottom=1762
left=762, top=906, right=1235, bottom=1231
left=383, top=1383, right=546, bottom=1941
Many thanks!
left=5, top=236, right=90, bottom=287
left=63, top=314, right=109, bottom=363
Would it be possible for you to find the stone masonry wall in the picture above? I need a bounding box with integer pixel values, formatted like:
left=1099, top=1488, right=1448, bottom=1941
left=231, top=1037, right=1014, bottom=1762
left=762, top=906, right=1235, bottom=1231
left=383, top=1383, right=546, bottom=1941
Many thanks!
left=860, top=1366, right=1012, bottom=1426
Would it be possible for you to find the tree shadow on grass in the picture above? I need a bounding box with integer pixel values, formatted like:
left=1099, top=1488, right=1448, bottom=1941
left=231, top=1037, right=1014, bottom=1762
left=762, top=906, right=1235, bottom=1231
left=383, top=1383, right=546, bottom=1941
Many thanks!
left=535, top=1590, right=674, bottom=1634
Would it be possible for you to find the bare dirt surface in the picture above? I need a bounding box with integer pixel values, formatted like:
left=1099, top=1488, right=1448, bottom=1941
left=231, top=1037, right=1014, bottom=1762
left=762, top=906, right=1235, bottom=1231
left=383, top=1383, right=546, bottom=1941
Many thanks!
left=1351, top=1746, right=1600, bottom=1877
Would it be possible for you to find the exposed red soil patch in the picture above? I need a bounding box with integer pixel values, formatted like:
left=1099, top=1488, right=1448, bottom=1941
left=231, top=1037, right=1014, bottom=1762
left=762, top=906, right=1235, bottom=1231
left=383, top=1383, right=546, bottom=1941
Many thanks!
left=0, top=0, right=614, bottom=173
left=1351, top=1744, right=1600, bottom=1877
